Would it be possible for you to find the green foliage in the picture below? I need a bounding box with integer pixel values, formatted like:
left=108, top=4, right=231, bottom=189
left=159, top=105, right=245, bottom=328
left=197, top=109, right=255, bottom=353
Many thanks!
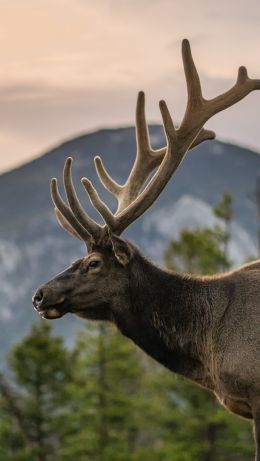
left=164, top=227, right=229, bottom=274
left=60, top=324, right=160, bottom=461
left=213, top=191, right=233, bottom=261
left=214, top=192, right=233, bottom=222
left=150, top=372, right=254, bottom=461
left=164, top=193, right=233, bottom=274
left=0, top=321, right=72, bottom=460
left=0, top=413, right=32, bottom=461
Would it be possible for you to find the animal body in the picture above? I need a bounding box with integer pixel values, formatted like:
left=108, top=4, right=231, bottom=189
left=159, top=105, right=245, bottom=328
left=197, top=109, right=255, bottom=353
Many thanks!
left=32, top=40, right=260, bottom=459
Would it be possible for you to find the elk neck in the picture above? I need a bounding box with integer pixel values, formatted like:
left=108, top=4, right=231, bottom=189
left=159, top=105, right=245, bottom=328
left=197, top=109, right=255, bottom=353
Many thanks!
left=113, top=250, right=226, bottom=390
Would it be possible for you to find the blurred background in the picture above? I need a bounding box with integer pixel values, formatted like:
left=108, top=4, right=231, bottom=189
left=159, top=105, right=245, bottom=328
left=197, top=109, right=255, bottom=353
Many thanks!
left=1, top=0, right=260, bottom=459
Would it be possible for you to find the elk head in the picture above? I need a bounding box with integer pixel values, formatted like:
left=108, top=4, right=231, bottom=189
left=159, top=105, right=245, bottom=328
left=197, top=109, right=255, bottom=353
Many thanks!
left=32, top=39, right=260, bottom=321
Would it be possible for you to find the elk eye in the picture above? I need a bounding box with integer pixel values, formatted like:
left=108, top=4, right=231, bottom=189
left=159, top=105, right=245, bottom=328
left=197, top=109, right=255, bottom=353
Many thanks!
left=88, top=260, right=100, bottom=269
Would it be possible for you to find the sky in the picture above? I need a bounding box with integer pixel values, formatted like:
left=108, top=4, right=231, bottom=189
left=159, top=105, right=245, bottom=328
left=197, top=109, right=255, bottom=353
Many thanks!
left=1, top=0, right=260, bottom=173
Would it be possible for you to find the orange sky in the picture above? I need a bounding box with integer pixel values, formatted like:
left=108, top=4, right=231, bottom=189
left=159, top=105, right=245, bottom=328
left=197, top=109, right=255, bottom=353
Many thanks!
left=1, top=0, right=260, bottom=173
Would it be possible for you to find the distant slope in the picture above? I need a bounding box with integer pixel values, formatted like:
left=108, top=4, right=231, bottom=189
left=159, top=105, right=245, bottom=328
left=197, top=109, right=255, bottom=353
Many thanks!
left=0, top=125, right=260, bottom=362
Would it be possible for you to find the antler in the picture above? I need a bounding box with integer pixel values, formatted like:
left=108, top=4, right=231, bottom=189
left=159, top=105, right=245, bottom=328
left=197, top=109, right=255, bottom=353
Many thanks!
left=94, top=90, right=215, bottom=216
left=51, top=39, right=260, bottom=244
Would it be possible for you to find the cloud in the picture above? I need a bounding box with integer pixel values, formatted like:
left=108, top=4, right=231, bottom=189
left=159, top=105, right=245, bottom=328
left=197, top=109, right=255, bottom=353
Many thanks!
left=1, top=0, right=260, bottom=172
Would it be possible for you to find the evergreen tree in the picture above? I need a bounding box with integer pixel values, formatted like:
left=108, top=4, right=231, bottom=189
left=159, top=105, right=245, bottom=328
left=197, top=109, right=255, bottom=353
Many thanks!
left=164, top=227, right=229, bottom=274
left=0, top=321, right=72, bottom=461
left=164, top=192, right=232, bottom=274
left=213, top=191, right=233, bottom=265
left=61, top=323, right=160, bottom=461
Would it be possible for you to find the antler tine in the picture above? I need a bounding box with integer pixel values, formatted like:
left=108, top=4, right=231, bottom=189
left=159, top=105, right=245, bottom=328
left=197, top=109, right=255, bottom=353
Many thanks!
left=118, top=90, right=167, bottom=210
left=182, top=38, right=203, bottom=108
left=191, top=128, right=215, bottom=147
left=206, top=65, right=260, bottom=117
left=94, top=156, right=122, bottom=196
left=81, top=177, right=117, bottom=230
left=135, top=91, right=166, bottom=170
left=135, top=91, right=150, bottom=153
left=54, top=208, right=82, bottom=241
left=50, top=178, right=92, bottom=241
left=180, top=39, right=260, bottom=148
left=63, top=157, right=102, bottom=239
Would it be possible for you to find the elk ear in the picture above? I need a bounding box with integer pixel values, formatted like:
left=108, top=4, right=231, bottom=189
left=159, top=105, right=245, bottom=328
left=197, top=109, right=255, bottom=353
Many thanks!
left=110, top=235, right=133, bottom=266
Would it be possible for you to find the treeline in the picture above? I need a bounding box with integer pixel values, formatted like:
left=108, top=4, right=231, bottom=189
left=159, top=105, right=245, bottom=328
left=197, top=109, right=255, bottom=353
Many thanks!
left=0, top=193, right=255, bottom=460
left=0, top=322, right=254, bottom=461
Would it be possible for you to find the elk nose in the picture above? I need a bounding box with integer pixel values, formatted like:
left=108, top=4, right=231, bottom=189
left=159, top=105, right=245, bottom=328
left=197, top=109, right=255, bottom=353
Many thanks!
left=32, top=290, right=44, bottom=309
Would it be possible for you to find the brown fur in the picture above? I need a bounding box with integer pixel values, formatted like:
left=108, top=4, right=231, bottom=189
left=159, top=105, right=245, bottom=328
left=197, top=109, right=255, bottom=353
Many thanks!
left=33, top=240, right=260, bottom=458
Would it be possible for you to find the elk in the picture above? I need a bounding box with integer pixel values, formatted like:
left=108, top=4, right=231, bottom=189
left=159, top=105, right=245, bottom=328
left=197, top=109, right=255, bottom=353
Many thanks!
left=33, top=40, right=260, bottom=459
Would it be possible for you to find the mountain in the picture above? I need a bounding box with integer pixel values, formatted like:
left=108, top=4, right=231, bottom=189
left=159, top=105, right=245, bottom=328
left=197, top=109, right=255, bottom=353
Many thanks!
left=1, top=125, right=260, bottom=363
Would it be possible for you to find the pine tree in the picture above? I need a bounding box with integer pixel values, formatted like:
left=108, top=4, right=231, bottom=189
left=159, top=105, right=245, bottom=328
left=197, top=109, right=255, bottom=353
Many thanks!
left=213, top=191, right=233, bottom=265
left=165, top=192, right=232, bottom=274
left=61, top=323, right=165, bottom=461
left=164, top=227, right=229, bottom=274
left=0, top=321, right=72, bottom=461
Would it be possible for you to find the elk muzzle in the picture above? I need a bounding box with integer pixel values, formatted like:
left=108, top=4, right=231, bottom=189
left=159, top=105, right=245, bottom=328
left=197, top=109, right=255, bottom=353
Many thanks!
left=32, top=285, right=65, bottom=319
